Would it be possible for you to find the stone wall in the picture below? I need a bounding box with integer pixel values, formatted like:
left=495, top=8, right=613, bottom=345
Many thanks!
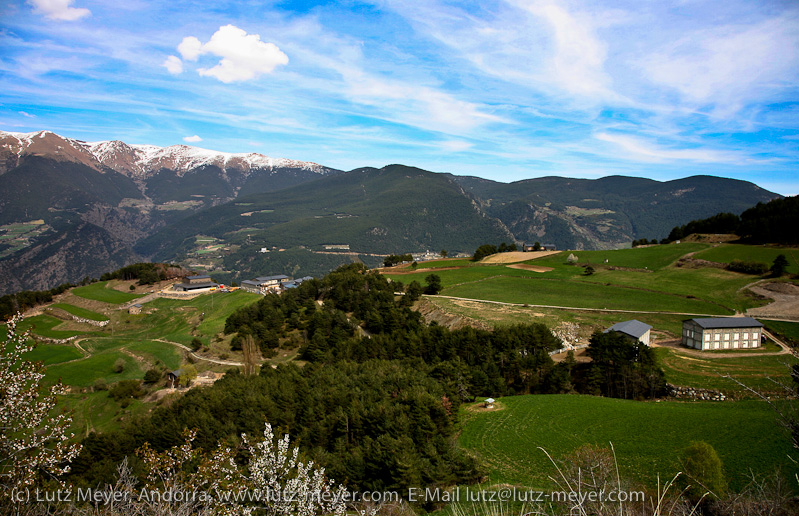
left=667, top=383, right=727, bottom=401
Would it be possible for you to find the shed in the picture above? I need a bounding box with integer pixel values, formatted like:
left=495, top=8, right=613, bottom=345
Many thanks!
left=128, top=303, right=143, bottom=315
left=604, top=320, right=653, bottom=346
left=484, top=397, right=495, bottom=408
left=167, top=369, right=182, bottom=388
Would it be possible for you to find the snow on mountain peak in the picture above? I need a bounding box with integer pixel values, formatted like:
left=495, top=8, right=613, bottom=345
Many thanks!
left=1, top=129, right=331, bottom=178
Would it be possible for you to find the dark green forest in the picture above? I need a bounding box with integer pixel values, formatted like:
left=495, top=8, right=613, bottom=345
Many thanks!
left=665, top=195, right=799, bottom=244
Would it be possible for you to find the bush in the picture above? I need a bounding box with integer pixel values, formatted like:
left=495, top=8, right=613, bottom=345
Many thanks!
left=727, top=260, right=769, bottom=275
left=143, top=369, right=162, bottom=384
left=109, top=380, right=145, bottom=401
left=191, top=337, right=203, bottom=352
left=113, top=358, right=126, bottom=374
left=681, top=440, right=728, bottom=500
left=93, top=378, right=108, bottom=391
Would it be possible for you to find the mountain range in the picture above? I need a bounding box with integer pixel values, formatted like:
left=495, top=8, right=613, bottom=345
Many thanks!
left=0, top=129, right=781, bottom=294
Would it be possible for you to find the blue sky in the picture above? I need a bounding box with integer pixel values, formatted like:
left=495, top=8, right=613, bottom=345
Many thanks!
left=1, top=0, right=798, bottom=194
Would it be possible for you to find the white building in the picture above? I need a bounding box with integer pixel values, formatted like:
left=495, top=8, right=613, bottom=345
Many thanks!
left=682, top=317, right=763, bottom=350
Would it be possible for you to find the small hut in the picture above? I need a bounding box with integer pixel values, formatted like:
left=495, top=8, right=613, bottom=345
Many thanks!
left=484, top=398, right=495, bottom=409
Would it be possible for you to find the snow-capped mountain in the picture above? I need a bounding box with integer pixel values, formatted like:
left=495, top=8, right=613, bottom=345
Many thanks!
left=0, top=128, right=340, bottom=294
left=0, top=130, right=331, bottom=178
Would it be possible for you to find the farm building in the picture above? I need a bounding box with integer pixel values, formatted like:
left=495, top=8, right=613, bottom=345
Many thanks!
left=604, top=319, right=652, bottom=345
left=240, top=274, right=294, bottom=294
left=522, top=242, right=538, bottom=252
left=682, top=317, right=764, bottom=350
left=167, top=369, right=182, bottom=388
left=128, top=303, right=142, bottom=315
left=172, top=275, right=219, bottom=292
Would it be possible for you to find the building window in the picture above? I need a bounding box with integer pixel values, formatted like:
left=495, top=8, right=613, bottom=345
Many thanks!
left=704, top=333, right=711, bottom=341
left=714, top=333, right=720, bottom=341
left=724, top=333, right=730, bottom=340
left=734, top=332, right=740, bottom=340
left=743, top=332, right=749, bottom=340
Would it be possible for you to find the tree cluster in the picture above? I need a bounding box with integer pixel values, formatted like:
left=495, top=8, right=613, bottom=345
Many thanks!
left=471, top=242, right=517, bottom=262
left=663, top=195, right=799, bottom=245
left=100, top=262, right=185, bottom=285
left=578, top=331, right=666, bottom=400
left=382, top=254, right=413, bottom=267
left=0, top=281, right=75, bottom=320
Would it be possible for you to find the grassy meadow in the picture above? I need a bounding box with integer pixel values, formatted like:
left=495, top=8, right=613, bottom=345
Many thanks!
left=50, top=302, right=109, bottom=321
left=387, top=242, right=799, bottom=315
left=72, top=280, right=144, bottom=304
left=458, top=395, right=796, bottom=492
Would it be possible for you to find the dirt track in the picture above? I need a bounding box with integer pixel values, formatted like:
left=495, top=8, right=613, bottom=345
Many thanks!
left=506, top=263, right=554, bottom=273
left=746, top=281, right=799, bottom=321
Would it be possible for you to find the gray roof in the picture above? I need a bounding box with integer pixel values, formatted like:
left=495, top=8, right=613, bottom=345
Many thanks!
left=604, top=319, right=652, bottom=339
left=174, top=281, right=218, bottom=290
left=241, top=280, right=260, bottom=286
left=255, top=274, right=290, bottom=282
left=689, top=317, right=763, bottom=329
left=187, top=275, right=211, bottom=280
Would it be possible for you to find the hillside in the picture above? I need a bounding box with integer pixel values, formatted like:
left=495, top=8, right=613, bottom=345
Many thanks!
left=137, top=165, right=515, bottom=278
left=453, top=174, right=779, bottom=249
left=0, top=128, right=783, bottom=293
left=0, top=130, right=340, bottom=293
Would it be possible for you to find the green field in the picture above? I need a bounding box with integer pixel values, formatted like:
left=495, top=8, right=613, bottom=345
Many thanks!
left=765, top=320, right=799, bottom=346
left=60, top=391, right=151, bottom=437
left=42, top=352, right=144, bottom=387
left=15, top=314, right=92, bottom=339
left=72, top=281, right=143, bottom=304
left=458, top=395, right=796, bottom=491
left=23, top=344, right=84, bottom=365
left=386, top=243, right=778, bottom=315
left=123, top=290, right=261, bottom=347
left=693, top=244, right=799, bottom=274
left=656, top=348, right=797, bottom=393
left=51, top=303, right=109, bottom=321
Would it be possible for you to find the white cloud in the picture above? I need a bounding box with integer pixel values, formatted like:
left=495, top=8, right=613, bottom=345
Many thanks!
left=183, top=135, right=202, bottom=143
left=178, top=36, right=202, bottom=62
left=595, top=132, right=766, bottom=165
left=28, top=0, right=90, bottom=21
left=162, top=55, right=183, bottom=75
left=18, top=111, right=36, bottom=118
left=176, top=25, right=289, bottom=83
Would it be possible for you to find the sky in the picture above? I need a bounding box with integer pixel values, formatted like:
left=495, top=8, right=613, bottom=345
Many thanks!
left=1, top=0, right=798, bottom=195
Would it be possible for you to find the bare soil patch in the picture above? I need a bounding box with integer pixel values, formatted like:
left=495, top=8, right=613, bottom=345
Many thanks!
left=506, top=263, right=554, bottom=273
left=480, top=250, right=559, bottom=264
left=746, top=281, right=799, bottom=320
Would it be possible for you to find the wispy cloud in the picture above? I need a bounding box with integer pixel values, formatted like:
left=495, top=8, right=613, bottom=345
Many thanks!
left=183, top=135, right=202, bottom=143
left=640, top=14, right=799, bottom=115
left=595, top=132, right=771, bottom=165
left=28, top=0, right=90, bottom=21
